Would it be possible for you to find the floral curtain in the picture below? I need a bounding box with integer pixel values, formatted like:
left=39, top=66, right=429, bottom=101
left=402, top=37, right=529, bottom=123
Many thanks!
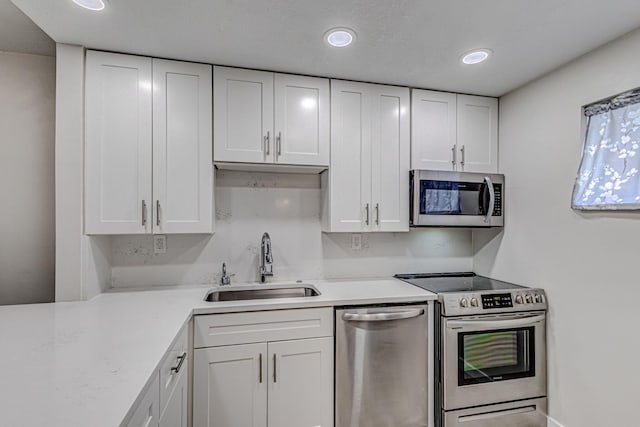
left=572, top=89, right=640, bottom=210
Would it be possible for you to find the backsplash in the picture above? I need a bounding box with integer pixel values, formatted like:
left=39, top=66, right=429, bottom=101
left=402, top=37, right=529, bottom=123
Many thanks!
left=109, top=170, right=472, bottom=288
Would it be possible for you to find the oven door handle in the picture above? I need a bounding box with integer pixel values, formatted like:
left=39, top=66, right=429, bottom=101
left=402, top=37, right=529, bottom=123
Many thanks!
left=446, top=314, right=545, bottom=330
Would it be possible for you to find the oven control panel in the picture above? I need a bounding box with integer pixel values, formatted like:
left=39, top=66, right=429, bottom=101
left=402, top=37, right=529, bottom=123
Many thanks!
left=440, top=289, right=548, bottom=316
left=481, top=293, right=512, bottom=309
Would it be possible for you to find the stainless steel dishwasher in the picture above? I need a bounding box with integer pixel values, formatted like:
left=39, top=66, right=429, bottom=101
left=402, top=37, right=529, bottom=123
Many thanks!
left=335, top=304, right=428, bottom=427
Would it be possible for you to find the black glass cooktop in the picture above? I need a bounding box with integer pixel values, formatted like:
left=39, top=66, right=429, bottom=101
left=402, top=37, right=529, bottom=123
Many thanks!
left=394, top=272, right=525, bottom=294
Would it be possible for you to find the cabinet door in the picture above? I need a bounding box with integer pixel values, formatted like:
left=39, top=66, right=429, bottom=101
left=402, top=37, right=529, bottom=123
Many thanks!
left=152, top=59, right=213, bottom=234
left=456, top=94, right=498, bottom=173
left=125, top=374, right=160, bottom=427
left=326, top=80, right=372, bottom=232
left=85, top=51, right=152, bottom=234
left=159, top=367, right=187, bottom=427
left=410, top=89, right=457, bottom=171
left=213, top=66, right=274, bottom=164
left=193, top=343, right=267, bottom=427
left=370, top=85, right=410, bottom=232
left=268, top=337, right=334, bottom=427
left=274, top=74, right=330, bottom=166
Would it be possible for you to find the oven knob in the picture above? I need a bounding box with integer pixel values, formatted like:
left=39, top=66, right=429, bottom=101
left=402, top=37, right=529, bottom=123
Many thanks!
left=534, top=294, right=542, bottom=303
left=525, top=294, right=533, bottom=304
left=515, top=295, right=524, bottom=304
left=470, top=298, right=479, bottom=307
left=460, top=298, right=469, bottom=308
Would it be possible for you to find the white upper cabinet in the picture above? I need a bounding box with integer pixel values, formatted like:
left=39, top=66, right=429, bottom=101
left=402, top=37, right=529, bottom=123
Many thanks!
left=456, top=94, right=498, bottom=173
left=411, top=90, right=457, bottom=171
left=85, top=50, right=214, bottom=235
left=214, top=67, right=329, bottom=167
left=274, top=74, right=330, bottom=166
left=213, top=67, right=274, bottom=164
left=411, top=89, right=498, bottom=173
left=152, top=59, right=213, bottom=234
left=324, top=80, right=371, bottom=232
left=323, top=80, right=409, bottom=233
left=85, top=51, right=153, bottom=235
left=370, top=86, right=410, bottom=232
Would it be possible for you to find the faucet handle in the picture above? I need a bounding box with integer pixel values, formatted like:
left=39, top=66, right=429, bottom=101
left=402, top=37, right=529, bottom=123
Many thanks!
left=220, top=262, right=235, bottom=286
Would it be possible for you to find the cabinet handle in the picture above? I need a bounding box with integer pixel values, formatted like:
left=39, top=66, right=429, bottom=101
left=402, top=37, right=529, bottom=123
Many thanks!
left=171, top=352, right=187, bottom=374
left=375, top=203, right=380, bottom=225
left=460, top=145, right=466, bottom=167
left=276, top=132, right=282, bottom=156
left=273, top=353, right=277, bottom=383
left=365, top=203, right=370, bottom=226
left=142, top=200, right=147, bottom=226
left=264, top=131, right=270, bottom=154
left=156, top=200, right=161, bottom=227
left=451, top=145, right=457, bottom=169
left=259, top=353, right=263, bottom=383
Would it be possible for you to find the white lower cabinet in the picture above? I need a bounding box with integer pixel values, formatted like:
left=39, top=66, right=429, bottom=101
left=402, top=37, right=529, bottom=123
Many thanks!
left=159, top=365, right=188, bottom=427
left=267, top=338, right=334, bottom=427
left=194, top=343, right=268, bottom=427
left=122, top=326, right=189, bottom=427
left=124, top=374, right=160, bottom=427
left=193, top=309, right=334, bottom=427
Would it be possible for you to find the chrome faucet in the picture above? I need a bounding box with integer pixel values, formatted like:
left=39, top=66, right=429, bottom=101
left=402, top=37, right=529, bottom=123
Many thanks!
left=259, top=232, right=274, bottom=283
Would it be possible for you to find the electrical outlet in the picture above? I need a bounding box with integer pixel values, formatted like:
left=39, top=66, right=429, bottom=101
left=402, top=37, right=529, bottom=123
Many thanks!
left=351, top=233, right=362, bottom=251
left=153, top=235, right=167, bottom=254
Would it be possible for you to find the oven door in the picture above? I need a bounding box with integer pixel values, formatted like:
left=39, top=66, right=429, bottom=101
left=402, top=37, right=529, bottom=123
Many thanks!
left=442, top=312, right=546, bottom=410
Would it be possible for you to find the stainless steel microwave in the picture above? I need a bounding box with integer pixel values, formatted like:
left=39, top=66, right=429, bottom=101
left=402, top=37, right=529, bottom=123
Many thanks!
left=410, top=170, right=504, bottom=227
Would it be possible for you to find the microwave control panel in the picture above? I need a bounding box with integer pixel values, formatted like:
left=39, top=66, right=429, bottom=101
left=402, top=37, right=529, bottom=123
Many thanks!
left=492, top=184, right=503, bottom=216
left=481, top=293, right=512, bottom=309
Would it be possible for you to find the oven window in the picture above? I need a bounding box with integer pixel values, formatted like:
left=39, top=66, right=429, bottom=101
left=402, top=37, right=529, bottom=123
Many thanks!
left=458, top=327, right=535, bottom=385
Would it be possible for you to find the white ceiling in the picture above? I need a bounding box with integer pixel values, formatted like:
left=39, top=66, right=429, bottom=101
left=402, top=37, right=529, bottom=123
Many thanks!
left=10, top=0, right=640, bottom=96
left=0, top=0, right=54, bottom=56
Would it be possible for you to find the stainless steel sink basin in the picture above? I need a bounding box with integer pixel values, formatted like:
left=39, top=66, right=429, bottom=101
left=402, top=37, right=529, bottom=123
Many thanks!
left=204, top=284, right=320, bottom=302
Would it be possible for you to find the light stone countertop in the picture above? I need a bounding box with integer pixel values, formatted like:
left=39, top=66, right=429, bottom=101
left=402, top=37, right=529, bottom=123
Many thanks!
left=0, top=278, right=435, bottom=427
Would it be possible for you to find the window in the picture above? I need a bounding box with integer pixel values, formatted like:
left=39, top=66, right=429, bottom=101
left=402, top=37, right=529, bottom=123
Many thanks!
left=572, top=89, right=640, bottom=210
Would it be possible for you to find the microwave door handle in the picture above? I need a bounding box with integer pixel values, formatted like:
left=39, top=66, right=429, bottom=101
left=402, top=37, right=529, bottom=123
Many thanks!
left=484, top=176, right=495, bottom=224
left=446, top=314, right=545, bottom=330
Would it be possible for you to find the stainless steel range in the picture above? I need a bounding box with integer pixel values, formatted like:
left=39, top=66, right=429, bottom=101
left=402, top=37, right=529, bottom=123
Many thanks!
left=395, top=272, right=548, bottom=427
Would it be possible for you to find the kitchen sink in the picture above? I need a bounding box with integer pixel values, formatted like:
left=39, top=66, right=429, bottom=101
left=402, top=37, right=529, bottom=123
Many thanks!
left=203, top=284, right=321, bottom=302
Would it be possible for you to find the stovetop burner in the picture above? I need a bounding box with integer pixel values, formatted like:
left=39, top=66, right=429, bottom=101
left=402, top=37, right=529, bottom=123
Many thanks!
left=394, top=272, right=526, bottom=294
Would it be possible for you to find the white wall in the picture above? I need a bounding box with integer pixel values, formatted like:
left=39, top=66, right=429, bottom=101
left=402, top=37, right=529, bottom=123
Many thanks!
left=0, top=51, right=55, bottom=305
left=473, top=27, right=640, bottom=427
left=110, top=170, right=472, bottom=288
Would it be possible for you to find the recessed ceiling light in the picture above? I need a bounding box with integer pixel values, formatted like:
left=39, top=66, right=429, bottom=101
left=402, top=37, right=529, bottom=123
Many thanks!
left=461, top=49, right=492, bottom=65
left=324, top=28, right=356, bottom=48
left=72, top=0, right=105, bottom=11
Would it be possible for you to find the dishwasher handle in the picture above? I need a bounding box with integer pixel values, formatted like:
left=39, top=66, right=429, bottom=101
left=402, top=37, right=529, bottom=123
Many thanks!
left=342, top=308, right=424, bottom=322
